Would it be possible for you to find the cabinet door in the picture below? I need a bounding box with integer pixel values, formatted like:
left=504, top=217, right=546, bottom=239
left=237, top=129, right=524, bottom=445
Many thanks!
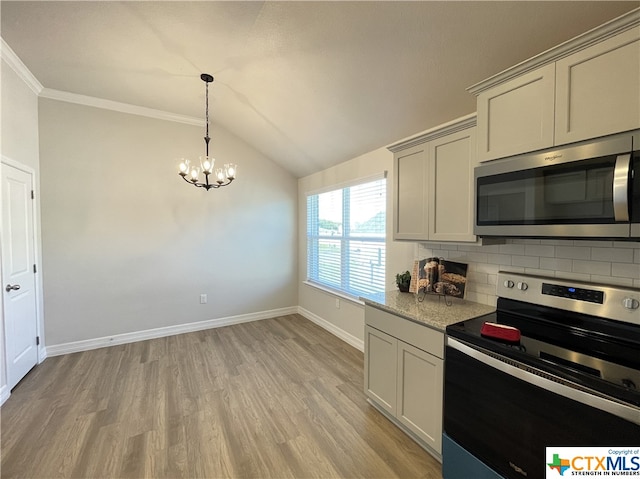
left=364, top=325, right=398, bottom=415
left=477, top=63, right=556, bottom=162
left=428, top=127, right=477, bottom=242
left=555, top=28, right=640, bottom=145
left=396, top=341, right=443, bottom=454
left=393, top=144, right=428, bottom=240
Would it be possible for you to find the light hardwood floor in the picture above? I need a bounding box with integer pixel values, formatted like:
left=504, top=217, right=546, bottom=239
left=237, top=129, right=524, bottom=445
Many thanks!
left=1, top=314, right=442, bottom=478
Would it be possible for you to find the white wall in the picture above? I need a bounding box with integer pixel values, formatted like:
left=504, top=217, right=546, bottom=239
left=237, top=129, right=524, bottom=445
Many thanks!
left=38, top=98, right=298, bottom=348
left=0, top=56, right=44, bottom=402
left=297, top=147, right=414, bottom=349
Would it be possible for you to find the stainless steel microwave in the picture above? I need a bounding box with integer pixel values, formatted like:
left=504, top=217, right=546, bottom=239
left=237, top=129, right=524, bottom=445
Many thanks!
left=474, top=130, right=640, bottom=240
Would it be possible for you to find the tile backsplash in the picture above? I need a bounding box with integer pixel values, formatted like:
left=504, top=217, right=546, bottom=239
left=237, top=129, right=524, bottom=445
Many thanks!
left=417, top=239, right=640, bottom=306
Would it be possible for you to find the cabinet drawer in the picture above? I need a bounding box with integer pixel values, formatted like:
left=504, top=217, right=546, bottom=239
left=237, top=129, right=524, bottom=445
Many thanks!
left=365, top=305, right=444, bottom=359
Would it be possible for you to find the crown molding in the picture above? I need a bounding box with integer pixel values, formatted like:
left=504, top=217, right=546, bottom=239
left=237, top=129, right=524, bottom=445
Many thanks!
left=467, top=7, right=640, bottom=95
left=0, top=37, right=43, bottom=95
left=40, top=88, right=204, bottom=127
left=387, top=112, right=477, bottom=152
left=1, top=36, right=202, bottom=126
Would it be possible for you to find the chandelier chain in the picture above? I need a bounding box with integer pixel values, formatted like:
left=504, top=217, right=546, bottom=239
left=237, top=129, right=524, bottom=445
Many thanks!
left=205, top=80, right=210, bottom=156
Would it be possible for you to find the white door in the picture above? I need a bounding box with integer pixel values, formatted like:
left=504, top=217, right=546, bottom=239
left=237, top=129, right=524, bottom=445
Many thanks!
left=1, top=163, right=38, bottom=389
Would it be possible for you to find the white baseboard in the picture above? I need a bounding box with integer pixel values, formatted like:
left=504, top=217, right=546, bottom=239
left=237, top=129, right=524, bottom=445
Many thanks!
left=297, top=307, right=364, bottom=352
left=0, top=385, right=10, bottom=406
left=45, top=306, right=298, bottom=357
left=38, top=345, right=47, bottom=363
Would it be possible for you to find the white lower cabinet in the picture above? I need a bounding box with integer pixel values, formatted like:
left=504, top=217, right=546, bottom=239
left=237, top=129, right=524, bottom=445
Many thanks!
left=365, top=326, right=398, bottom=414
left=396, top=341, right=443, bottom=454
left=364, top=305, right=444, bottom=459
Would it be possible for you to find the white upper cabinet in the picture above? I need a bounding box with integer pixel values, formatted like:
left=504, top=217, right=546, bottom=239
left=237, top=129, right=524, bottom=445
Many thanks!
left=555, top=28, right=640, bottom=145
left=428, top=127, right=477, bottom=242
left=389, top=114, right=477, bottom=243
left=476, top=64, right=555, bottom=162
left=393, top=143, right=429, bottom=241
left=470, top=8, right=640, bottom=162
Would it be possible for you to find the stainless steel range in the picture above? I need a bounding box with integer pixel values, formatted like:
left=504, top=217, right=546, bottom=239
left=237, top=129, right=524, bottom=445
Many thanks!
left=443, top=271, right=640, bottom=479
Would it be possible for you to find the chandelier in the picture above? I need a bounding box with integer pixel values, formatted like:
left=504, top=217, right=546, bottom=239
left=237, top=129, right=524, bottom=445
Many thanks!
left=178, top=73, right=237, bottom=190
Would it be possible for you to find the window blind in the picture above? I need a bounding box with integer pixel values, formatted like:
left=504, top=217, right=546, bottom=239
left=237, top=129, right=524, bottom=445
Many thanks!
left=306, top=177, right=386, bottom=298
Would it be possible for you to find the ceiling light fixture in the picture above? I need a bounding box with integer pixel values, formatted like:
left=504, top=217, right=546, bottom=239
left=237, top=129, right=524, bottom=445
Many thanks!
left=178, top=74, right=237, bottom=190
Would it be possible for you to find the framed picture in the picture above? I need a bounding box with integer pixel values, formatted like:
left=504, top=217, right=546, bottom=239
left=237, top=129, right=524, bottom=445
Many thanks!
left=418, top=257, right=468, bottom=298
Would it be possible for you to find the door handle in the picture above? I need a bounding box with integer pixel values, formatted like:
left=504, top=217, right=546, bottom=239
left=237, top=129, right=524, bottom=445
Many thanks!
left=5, top=284, right=20, bottom=292
left=613, top=153, right=631, bottom=222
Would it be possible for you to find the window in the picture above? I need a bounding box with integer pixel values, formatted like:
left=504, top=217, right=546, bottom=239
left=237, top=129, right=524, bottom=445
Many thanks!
left=306, top=175, right=386, bottom=298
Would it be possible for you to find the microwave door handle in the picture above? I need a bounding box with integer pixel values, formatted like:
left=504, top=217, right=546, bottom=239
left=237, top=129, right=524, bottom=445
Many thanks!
left=613, top=154, right=631, bottom=222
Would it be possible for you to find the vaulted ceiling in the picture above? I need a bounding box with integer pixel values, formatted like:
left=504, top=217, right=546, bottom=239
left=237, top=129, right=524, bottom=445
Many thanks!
left=2, top=1, right=637, bottom=177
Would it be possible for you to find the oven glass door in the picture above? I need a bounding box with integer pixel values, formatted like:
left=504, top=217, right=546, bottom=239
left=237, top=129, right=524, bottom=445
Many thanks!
left=476, top=155, right=623, bottom=226
left=443, top=341, right=640, bottom=479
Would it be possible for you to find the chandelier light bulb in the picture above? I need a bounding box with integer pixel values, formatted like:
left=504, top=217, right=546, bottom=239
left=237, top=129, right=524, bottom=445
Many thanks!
left=200, top=156, right=214, bottom=174
left=178, top=159, right=190, bottom=175
left=177, top=73, right=237, bottom=191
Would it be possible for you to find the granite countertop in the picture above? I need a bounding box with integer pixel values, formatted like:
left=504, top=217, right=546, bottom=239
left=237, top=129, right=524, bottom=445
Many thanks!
left=361, top=290, right=495, bottom=333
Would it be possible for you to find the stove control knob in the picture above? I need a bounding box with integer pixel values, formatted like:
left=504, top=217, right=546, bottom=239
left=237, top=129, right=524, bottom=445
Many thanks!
left=517, top=282, right=528, bottom=291
left=504, top=280, right=515, bottom=288
left=622, top=298, right=639, bottom=310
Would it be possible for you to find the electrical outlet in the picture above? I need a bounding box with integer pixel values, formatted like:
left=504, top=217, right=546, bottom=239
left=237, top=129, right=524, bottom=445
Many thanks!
left=200, top=294, right=207, bottom=304
left=335, top=298, right=340, bottom=309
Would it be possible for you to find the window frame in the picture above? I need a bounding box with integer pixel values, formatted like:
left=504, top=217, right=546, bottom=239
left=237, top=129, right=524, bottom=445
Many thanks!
left=305, top=172, right=387, bottom=300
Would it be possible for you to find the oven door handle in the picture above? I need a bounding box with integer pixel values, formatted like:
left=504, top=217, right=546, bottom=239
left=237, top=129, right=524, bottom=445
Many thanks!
left=613, top=153, right=631, bottom=222
left=447, top=337, right=640, bottom=426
